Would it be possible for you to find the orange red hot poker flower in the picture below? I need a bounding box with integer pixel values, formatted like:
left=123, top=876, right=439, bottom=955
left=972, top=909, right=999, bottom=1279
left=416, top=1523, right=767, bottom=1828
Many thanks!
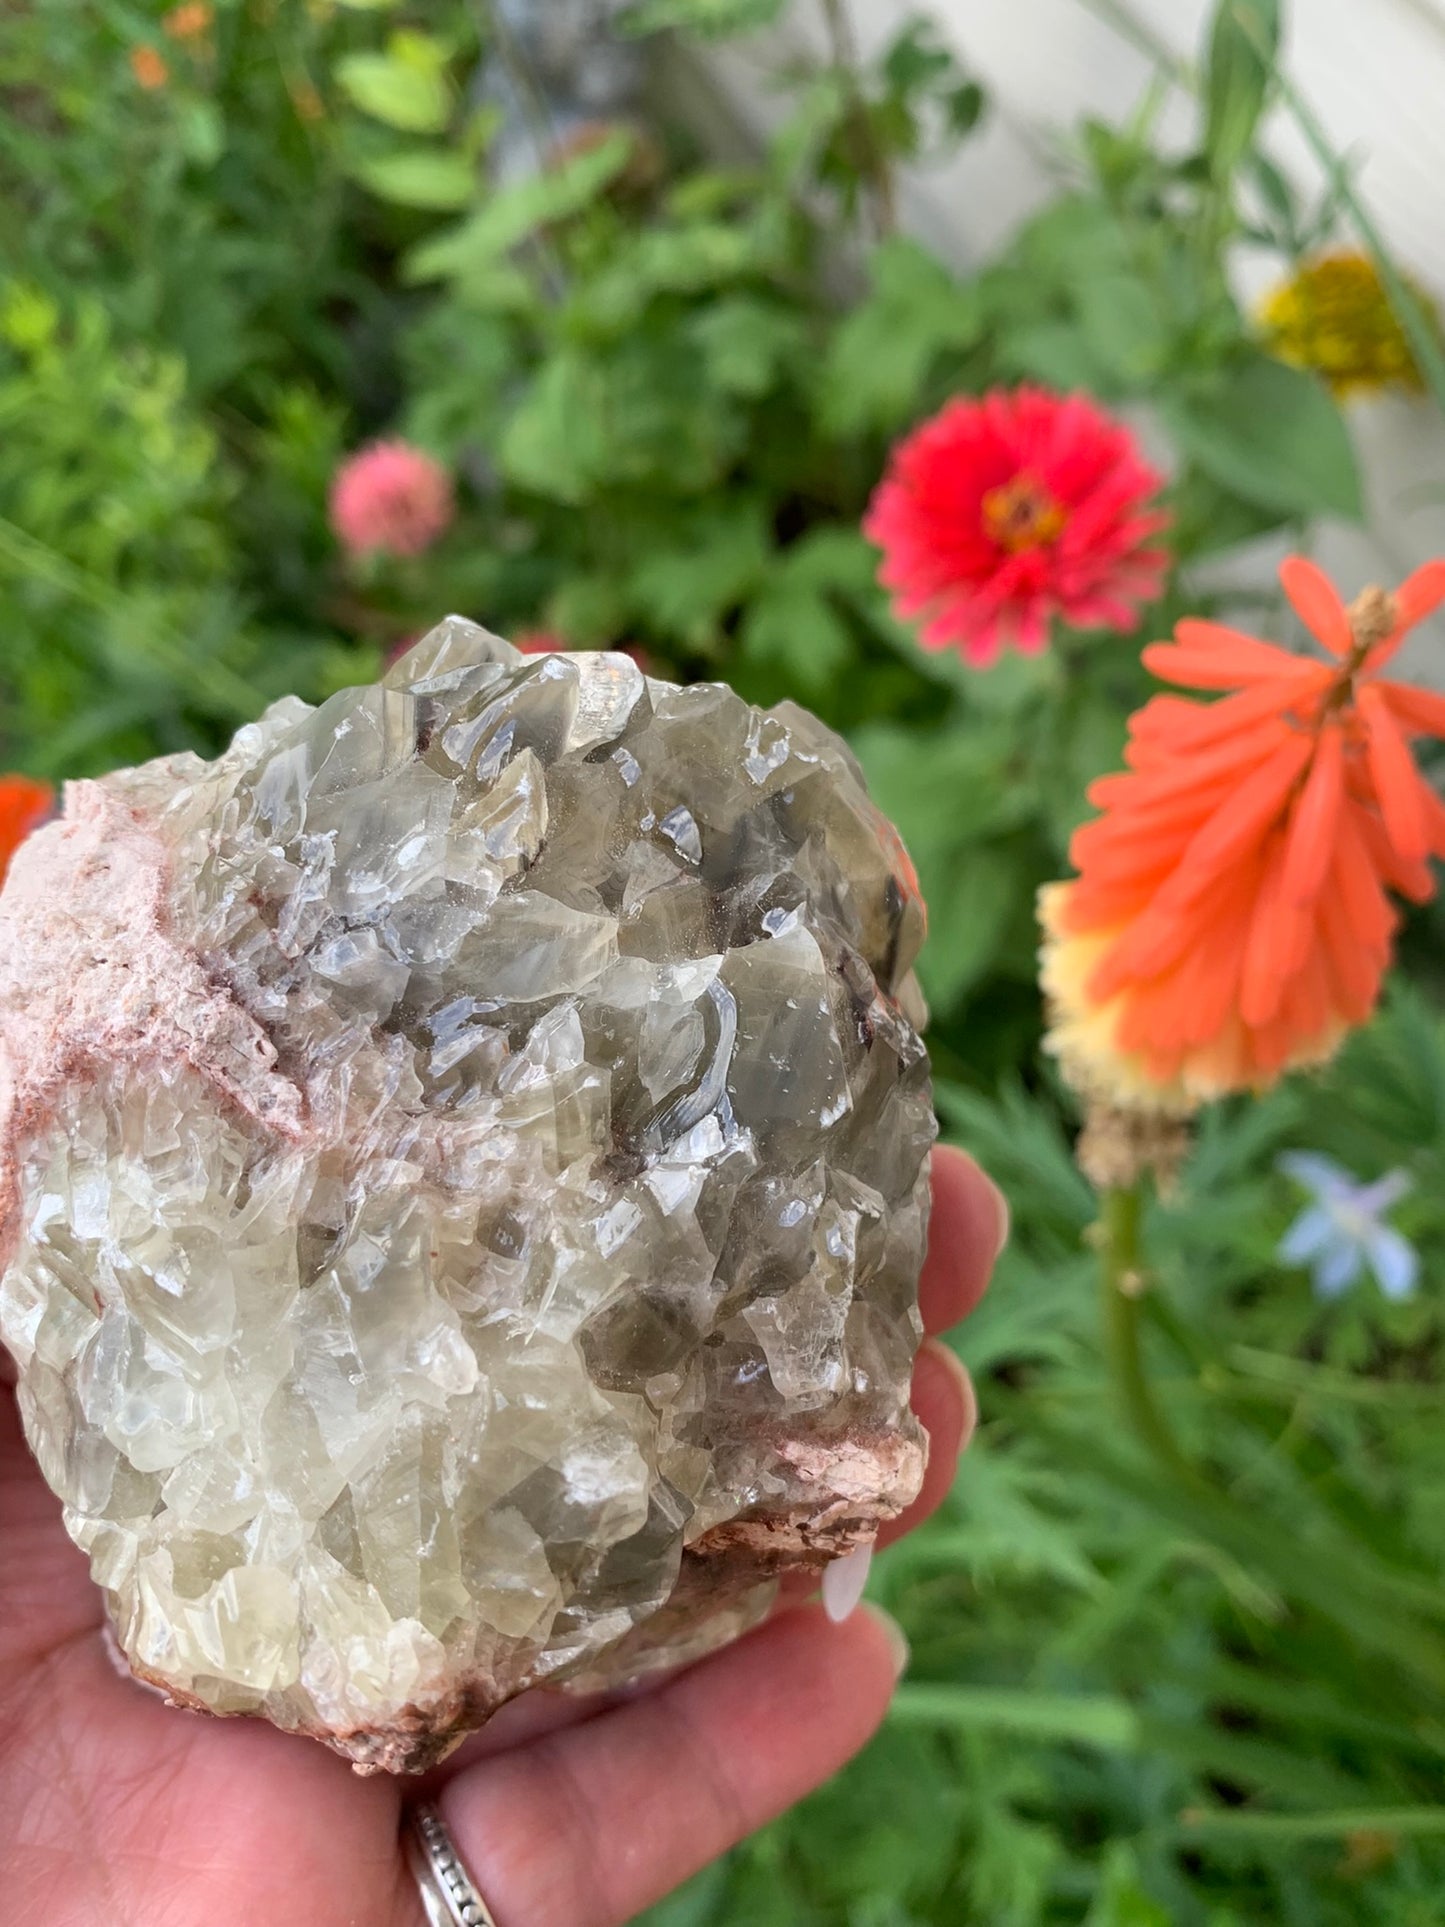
left=1041, top=557, right=1445, bottom=1111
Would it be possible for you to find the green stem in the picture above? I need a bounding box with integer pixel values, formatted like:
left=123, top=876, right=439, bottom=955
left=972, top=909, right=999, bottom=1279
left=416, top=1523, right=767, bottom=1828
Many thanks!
left=472, top=0, right=568, bottom=302
left=1075, top=0, right=1192, bottom=84
left=1268, top=66, right=1445, bottom=422
left=1176, top=1805, right=1445, bottom=1842
left=1098, top=1185, right=1197, bottom=1481
left=819, top=0, right=896, bottom=240
left=1194, top=2, right=1445, bottom=422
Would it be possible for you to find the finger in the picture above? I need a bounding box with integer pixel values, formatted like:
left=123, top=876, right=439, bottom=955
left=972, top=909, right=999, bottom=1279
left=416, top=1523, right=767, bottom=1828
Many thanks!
left=777, top=1331, right=976, bottom=1606
left=449, top=1160, right=996, bottom=1685
left=422, top=1603, right=907, bottom=1927
left=0, top=1380, right=104, bottom=1673
left=919, top=1143, right=1007, bottom=1335
left=424, top=1683, right=621, bottom=1784
left=877, top=1337, right=975, bottom=1551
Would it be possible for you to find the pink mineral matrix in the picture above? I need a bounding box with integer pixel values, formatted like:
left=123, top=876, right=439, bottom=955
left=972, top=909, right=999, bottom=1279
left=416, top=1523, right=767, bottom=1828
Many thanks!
left=0, top=781, right=304, bottom=1272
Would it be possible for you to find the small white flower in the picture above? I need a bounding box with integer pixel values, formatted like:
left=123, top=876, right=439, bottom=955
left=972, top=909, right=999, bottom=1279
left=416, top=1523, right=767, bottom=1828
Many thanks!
left=1277, top=1152, right=1419, bottom=1302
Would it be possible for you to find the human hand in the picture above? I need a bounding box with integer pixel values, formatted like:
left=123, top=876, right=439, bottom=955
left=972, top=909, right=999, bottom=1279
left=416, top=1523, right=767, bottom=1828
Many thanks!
left=1, top=1144, right=1005, bottom=1927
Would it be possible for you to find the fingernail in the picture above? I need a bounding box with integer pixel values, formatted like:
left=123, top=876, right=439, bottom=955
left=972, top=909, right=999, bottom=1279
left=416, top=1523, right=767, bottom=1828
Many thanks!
left=986, top=1175, right=1011, bottom=1260
left=921, top=1338, right=978, bottom=1450
left=864, top=1605, right=911, bottom=1681
left=822, top=1540, right=874, bottom=1623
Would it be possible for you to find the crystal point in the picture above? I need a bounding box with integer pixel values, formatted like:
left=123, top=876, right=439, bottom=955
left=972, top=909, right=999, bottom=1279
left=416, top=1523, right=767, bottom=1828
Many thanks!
left=0, top=619, right=934, bottom=1771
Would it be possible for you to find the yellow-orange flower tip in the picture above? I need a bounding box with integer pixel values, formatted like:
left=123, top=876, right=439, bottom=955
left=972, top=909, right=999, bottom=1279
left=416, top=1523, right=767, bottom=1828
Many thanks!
left=129, top=45, right=169, bottom=90
left=163, top=2, right=213, bottom=40
left=1040, top=557, right=1445, bottom=1112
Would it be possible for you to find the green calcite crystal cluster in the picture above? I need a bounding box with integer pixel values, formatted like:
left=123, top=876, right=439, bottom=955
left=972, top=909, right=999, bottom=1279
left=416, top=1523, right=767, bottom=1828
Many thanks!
left=0, top=620, right=933, bottom=1771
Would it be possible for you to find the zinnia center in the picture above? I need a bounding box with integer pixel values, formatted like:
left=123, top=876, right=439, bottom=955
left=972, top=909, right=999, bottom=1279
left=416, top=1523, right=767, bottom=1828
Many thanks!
left=981, top=472, right=1067, bottom=553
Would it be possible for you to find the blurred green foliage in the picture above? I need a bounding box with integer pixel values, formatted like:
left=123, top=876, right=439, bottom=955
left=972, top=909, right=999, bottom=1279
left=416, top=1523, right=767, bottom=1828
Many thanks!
left=2, top=1, right=1444, bottom=1921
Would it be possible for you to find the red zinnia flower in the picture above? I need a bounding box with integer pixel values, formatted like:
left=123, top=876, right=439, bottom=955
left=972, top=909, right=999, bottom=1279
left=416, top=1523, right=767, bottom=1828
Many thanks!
left=0, top=776, right=54, bottom=889
left=864, top=387, right=1170, bottom=667
left=329, top=441, right=455, bottom=560
left=1040, top=557, right=1445, bottom=1109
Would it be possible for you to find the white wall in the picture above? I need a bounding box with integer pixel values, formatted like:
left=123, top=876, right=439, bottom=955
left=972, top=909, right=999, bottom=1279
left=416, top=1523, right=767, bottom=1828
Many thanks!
left=707, top=0, right=1445, bottom=669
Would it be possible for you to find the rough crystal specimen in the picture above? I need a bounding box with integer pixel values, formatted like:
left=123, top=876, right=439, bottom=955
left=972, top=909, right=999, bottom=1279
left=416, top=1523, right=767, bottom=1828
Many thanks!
left=0, top=620, right=933, bottom=1772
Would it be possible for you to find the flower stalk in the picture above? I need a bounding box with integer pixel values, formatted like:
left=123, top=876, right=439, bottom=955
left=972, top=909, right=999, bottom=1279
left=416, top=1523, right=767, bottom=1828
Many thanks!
left=819, top=0, right=897, bottom=239
left=1098, top=1184, right=1196, bottom=1483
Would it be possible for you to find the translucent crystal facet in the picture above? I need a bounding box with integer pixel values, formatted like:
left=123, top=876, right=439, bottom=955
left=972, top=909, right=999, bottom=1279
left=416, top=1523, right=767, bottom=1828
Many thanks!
left=0, top=620, right=934, bottom=1771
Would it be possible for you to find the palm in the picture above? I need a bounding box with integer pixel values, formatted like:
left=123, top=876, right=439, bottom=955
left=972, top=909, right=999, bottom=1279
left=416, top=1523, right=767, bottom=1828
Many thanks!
left=2, top=1148, right=1001, bottom=1927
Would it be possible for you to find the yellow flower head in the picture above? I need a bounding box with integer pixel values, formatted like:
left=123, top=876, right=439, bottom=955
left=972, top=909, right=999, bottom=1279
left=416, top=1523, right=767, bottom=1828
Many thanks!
left=1259, top=250, right=1439, bottom=400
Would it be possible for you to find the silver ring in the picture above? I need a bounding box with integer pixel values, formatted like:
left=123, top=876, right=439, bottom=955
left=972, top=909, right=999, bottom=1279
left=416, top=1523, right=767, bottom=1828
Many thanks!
left=405, top=1800, right=502, bottom=1927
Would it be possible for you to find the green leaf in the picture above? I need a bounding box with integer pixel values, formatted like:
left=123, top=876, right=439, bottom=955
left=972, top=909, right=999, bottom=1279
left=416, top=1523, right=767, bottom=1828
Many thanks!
left=632, top=500, right=771, bottom=644
left=1001, top=321, right=1110, bottom=392
left=351, top=149, right=476, bottom=210
left=851, top=721, right=1039, bottom=1007
left=497, top=352, right=608, bottom=502
left=1161, top=355, right=1362, bottom=522
left=1076, top=271, right=1171, bottom=385
left=1168, top=465, right=1292, bottom=558
left=498, top=334, right=743, bottom=501
left=742, top=582, right=854, bottom=696
left=946, top=79, right=987, bottom=137
left=1202, top=0, right=1281, bottom=180
left=891, top=1442, right=1104, bottom=1593
left=335, top=51, right=451, bottom=135
left=546, top=572, right=632, bottom=648
left=770, top=71, right=851, bottom=187
left=1085, top=1845, right=1174, bottom=1927
left=934, top=1078, right=1095, bottom=1234
left=819, top=237, right=982, bottom=436
left=874, top=16, right=987, bottom=155
left=577, top=221, right=782, bottom=332
left=624, top=221, right=760, bottom=287
left=851, top=724, right=1036, bottom=869
left=790, top=1728, right=964, bottom=1904
left=406, top=132, right=633, bottom=281
left=1248, top=152, right=1298, bottom=233
left=779, top=526, right=880, bottom=599
left=177, top=100, right=224, bottom=169
left=688, top=297, right=806, bottom=398
left=616, top=0, right=786, bottom=38
left=1040, top=686, right=1129, bottom=857
left=881, top=17, right=958, bottom=95
left=891, top=1683, right=1144, bottom=1749
left=1015, top=193, right=1132, bottom=284
left=921, top=846, right=1022, bottom=1007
